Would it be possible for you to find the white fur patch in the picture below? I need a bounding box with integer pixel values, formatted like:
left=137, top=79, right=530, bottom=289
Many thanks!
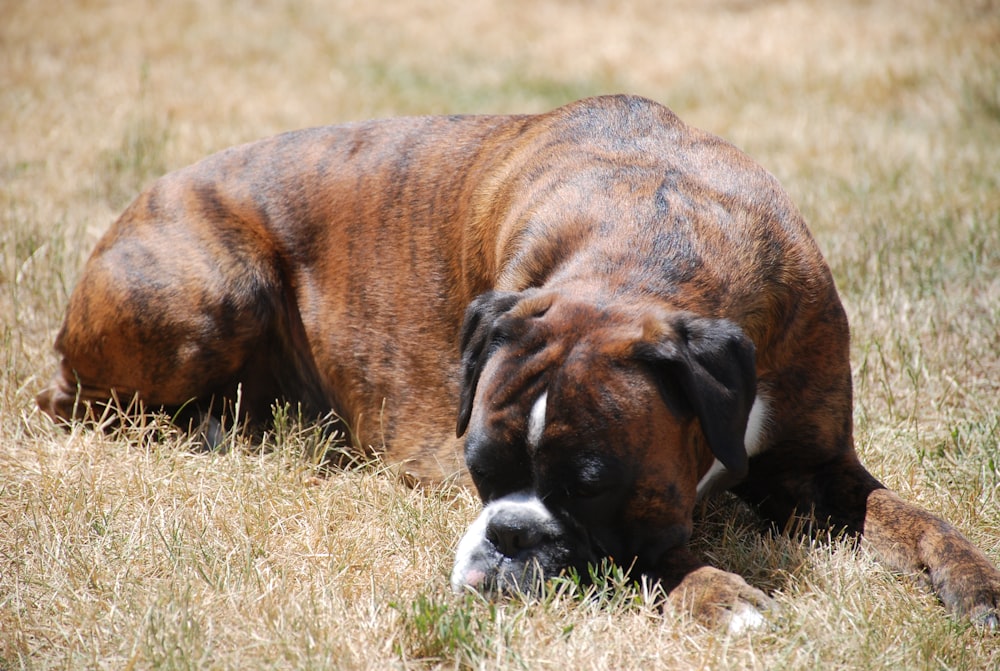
left=696, top=394, right=770, bottom=499
left=743, top=392, right=770, bottom=457
left=695, top=460, right=729, bottom=501
left=526, top=391, right=548, bottom=450
left=726, top=601, right=766, bottom=635
left=451, top=505, right=492, bottom=590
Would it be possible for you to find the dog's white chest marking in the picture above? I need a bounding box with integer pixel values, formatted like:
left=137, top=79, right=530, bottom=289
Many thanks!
left=696, top=394, right=770, bottom=500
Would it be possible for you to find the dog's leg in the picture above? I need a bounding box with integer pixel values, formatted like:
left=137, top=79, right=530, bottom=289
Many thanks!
left=723, top=286, right=1000, bottom=626
left=737, top=449, right=1000, bottom=628
left=36, top=183, right=334, bottom=444
left=862, top=485, right=1000, bottom=627
left=656, top=547, right=772, bottom=633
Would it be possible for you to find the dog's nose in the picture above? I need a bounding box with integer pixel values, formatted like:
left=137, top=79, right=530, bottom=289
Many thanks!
left=485, top=508, right=543, bottom=557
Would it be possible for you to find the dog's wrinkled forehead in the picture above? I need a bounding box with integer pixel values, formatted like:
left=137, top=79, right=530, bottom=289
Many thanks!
left=468, top=296, right=650, bottom=424
left=459, top=291, right=689, bottom=436
left=459, top=298, right=586, bottom=450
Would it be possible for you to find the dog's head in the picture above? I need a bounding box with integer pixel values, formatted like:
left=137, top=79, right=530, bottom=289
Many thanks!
left=451, top=290, right=756, bottom=594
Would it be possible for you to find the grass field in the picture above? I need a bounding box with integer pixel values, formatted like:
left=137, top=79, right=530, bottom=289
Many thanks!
left=3, top=0, right=1000, bottom=668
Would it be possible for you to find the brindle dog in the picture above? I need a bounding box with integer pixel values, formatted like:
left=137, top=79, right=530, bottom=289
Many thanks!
left=38, top=95, right=1000, bottom=630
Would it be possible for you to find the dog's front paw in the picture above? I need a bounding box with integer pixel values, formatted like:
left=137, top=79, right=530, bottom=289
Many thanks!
left=864, top=488, right=1000, bottom=630
left=969, top=603, right=999, bottom=631
left=667, top=565, right=772, bottom=633
left=931, top=547, right=1000, bottom=631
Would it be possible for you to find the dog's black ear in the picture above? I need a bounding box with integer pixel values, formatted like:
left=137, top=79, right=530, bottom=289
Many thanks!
left=456, top=291, right=524, bottom=437
left=635, top=314, right=756, bottom=478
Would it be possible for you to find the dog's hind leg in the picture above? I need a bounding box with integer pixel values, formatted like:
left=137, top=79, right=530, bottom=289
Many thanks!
left=35, top=184, right=295, bottom=442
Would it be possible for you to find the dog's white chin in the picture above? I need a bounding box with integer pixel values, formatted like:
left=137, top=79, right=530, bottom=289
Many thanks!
left=450, top=504, right=494, bottom=591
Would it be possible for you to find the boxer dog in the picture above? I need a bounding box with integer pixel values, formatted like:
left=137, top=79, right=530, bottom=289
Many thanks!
left=38, top=95, right=999, bottom=631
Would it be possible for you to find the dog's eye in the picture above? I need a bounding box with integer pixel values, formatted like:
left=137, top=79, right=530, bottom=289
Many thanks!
left=567, top=453, right=625, bottom=499
left=566, top=483, right=596, bottom=498
left=565, top=480, right=612, bottom=500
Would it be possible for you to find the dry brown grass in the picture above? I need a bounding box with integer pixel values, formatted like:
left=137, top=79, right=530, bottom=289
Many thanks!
left=2, top=0, right=999, bottom=668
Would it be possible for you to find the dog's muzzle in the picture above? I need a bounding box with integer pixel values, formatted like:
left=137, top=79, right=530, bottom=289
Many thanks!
left=451, top=493, right=587, bottom=595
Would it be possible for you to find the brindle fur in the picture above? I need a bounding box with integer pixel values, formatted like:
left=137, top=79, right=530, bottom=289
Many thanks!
left=38, top=95, right=999, bottom=628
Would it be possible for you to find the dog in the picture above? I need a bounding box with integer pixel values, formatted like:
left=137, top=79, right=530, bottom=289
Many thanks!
left=37, top=94, right=1000, bottom=631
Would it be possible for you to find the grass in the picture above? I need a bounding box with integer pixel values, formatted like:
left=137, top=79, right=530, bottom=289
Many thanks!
left=2, top=0, right=999, bottom=668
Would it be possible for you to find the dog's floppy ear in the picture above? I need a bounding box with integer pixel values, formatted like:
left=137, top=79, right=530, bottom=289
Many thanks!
left=456, top=291, right=524, bottom=437
left=635, top=314, right=757, bottom=478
